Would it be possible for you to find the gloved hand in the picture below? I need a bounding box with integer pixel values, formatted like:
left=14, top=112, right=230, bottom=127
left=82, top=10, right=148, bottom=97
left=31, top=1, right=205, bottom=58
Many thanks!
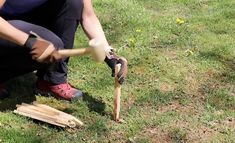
left=24, top=32, right=62, bottom=63
left=105, top=49, right=128, bottom=84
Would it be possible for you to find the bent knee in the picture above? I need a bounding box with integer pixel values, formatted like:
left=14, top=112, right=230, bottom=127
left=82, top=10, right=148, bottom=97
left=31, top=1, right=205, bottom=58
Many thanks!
left=8, top=20, right=64, bottom=50
left=51, top=37, right=64, bottom=50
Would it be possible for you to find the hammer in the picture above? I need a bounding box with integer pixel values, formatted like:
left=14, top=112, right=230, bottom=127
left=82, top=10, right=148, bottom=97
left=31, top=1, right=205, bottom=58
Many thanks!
left=58, top=39, right=106, bottom=62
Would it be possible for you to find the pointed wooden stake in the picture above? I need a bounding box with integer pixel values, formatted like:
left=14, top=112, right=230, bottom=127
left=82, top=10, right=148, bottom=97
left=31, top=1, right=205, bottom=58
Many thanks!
left=113, top=64, right=121, bottom=122
left=14, top=102, right=83, bottom=128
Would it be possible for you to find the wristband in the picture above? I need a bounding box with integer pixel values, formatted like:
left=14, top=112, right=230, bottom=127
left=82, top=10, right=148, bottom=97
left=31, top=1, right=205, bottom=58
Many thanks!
left=24, top=33, right=37, bottom=49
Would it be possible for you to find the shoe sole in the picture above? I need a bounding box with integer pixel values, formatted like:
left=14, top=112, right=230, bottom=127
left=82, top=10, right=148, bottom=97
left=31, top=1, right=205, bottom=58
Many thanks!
left=34, top=88, right=83, bottom=102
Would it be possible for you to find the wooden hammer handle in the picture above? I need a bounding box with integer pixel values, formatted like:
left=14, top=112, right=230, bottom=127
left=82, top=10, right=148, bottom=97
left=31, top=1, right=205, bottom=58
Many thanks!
left=58, top=48, right=92, bottom=58
left=113, top=64, right=121, bottom=121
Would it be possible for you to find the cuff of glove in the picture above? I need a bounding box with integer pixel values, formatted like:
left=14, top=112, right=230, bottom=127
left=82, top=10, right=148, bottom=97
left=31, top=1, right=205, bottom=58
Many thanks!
left=104, top=45, right=113, bottom=51
left=24, top=32, right=37, bottom=49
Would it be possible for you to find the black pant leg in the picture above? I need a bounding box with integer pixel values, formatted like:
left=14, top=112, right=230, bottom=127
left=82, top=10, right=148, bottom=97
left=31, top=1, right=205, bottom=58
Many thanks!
left=0, top=20, right=64, bottom=83
left=10, top=0, right=84, bottom=84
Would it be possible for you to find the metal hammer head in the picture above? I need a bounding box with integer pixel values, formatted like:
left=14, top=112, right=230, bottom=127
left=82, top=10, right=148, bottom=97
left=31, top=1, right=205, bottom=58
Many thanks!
left=89, top=39, right=106, bottom=63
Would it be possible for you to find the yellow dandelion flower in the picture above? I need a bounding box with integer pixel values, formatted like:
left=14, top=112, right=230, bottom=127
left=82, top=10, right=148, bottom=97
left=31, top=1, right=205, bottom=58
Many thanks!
left=129, top=38, right=135, bottom=43
left=185, top=49, right=194, bottom=56
left=136, top=29, right=142, bottom=33
left=176, top=18, right=185, bottom=24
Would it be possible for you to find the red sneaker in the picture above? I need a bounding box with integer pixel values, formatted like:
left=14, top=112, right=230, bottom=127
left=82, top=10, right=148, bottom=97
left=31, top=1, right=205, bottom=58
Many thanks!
left=0, top=84, right=10, bottom=99
left=36, top=80, right=83, bottom=101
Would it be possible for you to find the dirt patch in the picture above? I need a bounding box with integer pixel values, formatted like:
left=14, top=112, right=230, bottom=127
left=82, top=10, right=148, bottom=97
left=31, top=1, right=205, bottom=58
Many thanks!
left=186, top=126, right=216, bottom=143
left=164, top=50, right=178, bottom=59
left=133, top=124, right=216, bottom=143
left=164, top=120, right=217, bottom=143
left=223, top=117, right=235, bottom=128
left=158, top=101, right=182, bottom=113
left=157, top=101, right=202, bottom=116
left=127, top=94, right=136, bottom=108
left=108, top=131, right=126, bottom=143
left=123, top=92, right=136, bottom=110
left=126, top=101, right=234, bottom=143
left=134, top=126, right=172, bottom=143
left=184, top=74, right=200, bottom=96
left=202, top=69, right=217, bottom=81
left=134, top=66, right=146, bottom=75
left=156, top=101, right=219, bottom=142
left=185, top=117, right=235, bottom=142
left=159, top=82, right=175, bottom=92
left=207, top=117, right=235, bottom=134
left=166, top=114, right=234, bottom=142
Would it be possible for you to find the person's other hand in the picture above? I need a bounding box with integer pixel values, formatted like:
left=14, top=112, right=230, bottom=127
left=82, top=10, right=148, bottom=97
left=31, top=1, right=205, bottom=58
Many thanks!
left=104, top=49, right=128, bottom=84
left=24, top=32, right=62, bottom=63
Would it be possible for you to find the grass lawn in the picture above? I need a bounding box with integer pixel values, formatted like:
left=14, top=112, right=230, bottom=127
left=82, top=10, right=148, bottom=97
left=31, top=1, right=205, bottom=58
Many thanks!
left=0, top=0, right=235, bottom=142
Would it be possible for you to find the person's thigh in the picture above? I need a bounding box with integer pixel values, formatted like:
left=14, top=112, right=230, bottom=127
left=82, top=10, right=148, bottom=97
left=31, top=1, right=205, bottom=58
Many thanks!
left=1, top=0, right=83, bottom=48
left=8, top=20, right=64, bottom=48
left=20, top=0, right=83, bottom=48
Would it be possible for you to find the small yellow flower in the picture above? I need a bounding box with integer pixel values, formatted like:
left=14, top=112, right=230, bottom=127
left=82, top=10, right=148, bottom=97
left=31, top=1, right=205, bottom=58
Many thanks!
left=129, top=38, right=135, bottom=43
left=185, top=49, right=194, bottom=56
left=136, top=29, right=142, bottom=33
left=176, top=18, right=185, bottom=24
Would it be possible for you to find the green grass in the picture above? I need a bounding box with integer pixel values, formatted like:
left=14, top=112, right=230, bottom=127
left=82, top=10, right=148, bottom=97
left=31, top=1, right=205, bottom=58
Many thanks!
left=1, top=0, right=235, bottom=142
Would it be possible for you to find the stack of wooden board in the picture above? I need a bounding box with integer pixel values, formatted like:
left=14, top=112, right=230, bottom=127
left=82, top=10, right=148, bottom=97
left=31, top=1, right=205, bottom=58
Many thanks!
left=14, top=102, right=83, bottom=128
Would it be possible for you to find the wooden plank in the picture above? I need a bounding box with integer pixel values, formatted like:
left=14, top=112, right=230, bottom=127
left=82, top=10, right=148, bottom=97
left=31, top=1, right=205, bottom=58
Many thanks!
left=17, top=105, right=75, bottom=127
left=14, top=109, right=66, bottom=127
left=18, top=103, right=59, bottom=116
left=14, top=104, right=77, bottom=128
left=33, top=102, right=84, bottom=126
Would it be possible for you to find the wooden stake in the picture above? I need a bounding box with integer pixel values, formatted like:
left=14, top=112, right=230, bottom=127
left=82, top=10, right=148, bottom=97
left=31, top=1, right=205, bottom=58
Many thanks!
left=14, top=102, right=83, bottom=128
left=113, top=64, right=121, bottom=122
left=33, top=102, right=84, bottom=126
left=14, top=106, right=69, bottom=127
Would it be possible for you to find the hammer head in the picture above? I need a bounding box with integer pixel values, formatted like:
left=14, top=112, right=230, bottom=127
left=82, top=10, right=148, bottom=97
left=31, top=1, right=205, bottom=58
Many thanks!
left=89, top=39, right=106, bottom=63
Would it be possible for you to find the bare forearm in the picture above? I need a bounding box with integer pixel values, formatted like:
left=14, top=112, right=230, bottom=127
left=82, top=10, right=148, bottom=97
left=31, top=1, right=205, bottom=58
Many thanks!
left=0, top=17, right=28, bottom=46
left=82, top=15, right=109, bottom=48
left=0, top=0, right=5, bottom=8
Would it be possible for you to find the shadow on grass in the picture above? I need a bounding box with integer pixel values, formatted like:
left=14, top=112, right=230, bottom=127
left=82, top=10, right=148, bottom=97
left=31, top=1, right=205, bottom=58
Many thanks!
left=198, top=51, right=235, bottom=110
left=0, top=73, right=37, bottom=111
left=199, top=51, right=235, bottom=73
left=82, top=93, right=108, bottom=116
left=199, top=51, right=235, bottom=83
